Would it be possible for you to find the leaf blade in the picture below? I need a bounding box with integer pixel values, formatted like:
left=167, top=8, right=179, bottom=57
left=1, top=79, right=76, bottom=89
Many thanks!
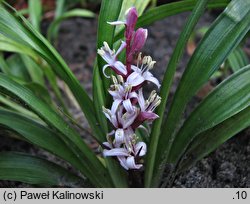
left=0, top=74, right=112, bottom=187
left=0, top=152, right=84, bottom=187
left=155, top=0, right=250, bottom=183
left=178, top=106, right=250, bottom=173
left=145, top=0, right=210, bottom=187
left=168, top=65, right=250, bottom=163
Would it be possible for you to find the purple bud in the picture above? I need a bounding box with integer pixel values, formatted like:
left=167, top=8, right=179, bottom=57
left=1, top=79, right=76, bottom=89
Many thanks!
left=132, top=111, right=159, bottom=129
left=125, top=7, right=138, bottom=39
left=131, top=28, right=148, bottom=54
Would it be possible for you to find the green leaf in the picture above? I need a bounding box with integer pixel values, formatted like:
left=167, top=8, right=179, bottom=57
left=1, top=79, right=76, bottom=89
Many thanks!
left=177, top=106, right=250, bottom=173
left=114, top=0, right=230, bottom=41
left=0, top=74, right=112, bottom=187
left=24, top=82, right=52, bottom=104
left=42, top=64, right=70, bottom=115
left=154, top=0, right=250, bottom=185
left=47, top=9, right=95, bottom=42
left=0, top=35, right=39, bottom=60
left=0, top=95, right=38, bottom=119
left=28, top=0, right=42, bottom=32
left=96, top=0, right=123, bottom=92
left=0, top=52, right=10, bottom=74
left=0, top=53, right=50, bottom=104
left=228, top=46, right=249, bottom=72
left=20, top=55, right=45, bottom=86
left=4, top=54, right=30, bottom=81
left=0, top=109, right=81, bottom=169
left=92, top=60, right=108, bottom=136
left=49, top=0, right=66, bottom=40
left=55, top=0, right=66, bottom=18
left=94, top=0, right=123, bottom=111
left=0, top=3, right=104, bottom=141
left=145, top=0, right=209, bottom=187
left=0, top=152, right=84, bottom=187
left=168, top=65, right=250, bottom=164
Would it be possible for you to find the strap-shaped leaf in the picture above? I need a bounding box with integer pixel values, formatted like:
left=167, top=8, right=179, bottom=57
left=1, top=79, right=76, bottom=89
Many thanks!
left=0, top=74, right=112, bottom=187
left=0, top=152, right=84, bottom=187
left=114, top=0, right=229, bottom=41
left=145, top=0, right=209, bottom=187
left=0, top=35, right=38, bottom=60
left=20, top=55, right=45, bottom=87
left=228, top=46, right=249, bottom=72
left=177, top=106, right=250, bottom=173
left=0, top=95, right=38, bottom=119
left=169, top=65, right=250, bottom=163
left=0, top=109, right=82, bottom=171
left=0, top=3, right=103, bottom=140
left=28, top=0, right=42, bottom=32
left=155, top=0, right=250, bottom=179
left=96, top=0, right=123, bottom=88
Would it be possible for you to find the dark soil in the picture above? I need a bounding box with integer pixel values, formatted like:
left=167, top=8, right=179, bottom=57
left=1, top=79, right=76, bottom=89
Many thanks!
left=0, top=11, right=249, bottom=187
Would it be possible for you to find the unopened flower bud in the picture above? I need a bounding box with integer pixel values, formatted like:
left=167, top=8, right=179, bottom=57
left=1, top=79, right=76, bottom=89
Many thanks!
left=130, top=28, right=148, bottom=54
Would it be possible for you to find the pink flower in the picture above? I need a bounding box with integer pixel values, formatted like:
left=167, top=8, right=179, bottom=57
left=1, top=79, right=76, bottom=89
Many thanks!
left=108, top=76, right=138, bottom=113
left=98, top=41, right=127, bottom=77
left=103, top=104, right=138, bottom=129
left=132, top=89, right=161, bottom=129
left=103, top=138, right=147, bottom=170
left=126, top=55, right=160, bottom=89
left=99, top=7, right=161, bottom=171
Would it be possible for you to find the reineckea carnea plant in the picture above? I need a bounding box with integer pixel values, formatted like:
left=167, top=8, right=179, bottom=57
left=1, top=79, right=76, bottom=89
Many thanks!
left=0, top=0, right=249, bottom=188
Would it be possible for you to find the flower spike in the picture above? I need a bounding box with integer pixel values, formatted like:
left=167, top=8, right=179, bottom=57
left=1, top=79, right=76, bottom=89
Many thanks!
left=98, top=7, right=161, bottom=170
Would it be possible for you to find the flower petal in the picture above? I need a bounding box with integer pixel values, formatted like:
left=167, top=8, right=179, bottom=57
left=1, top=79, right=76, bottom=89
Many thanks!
left=103, top=148, right=129, bottom=157
left=144, top=72, right=161, bottom=88
left=138, top=88, right=145, bottom=111
left=114, top=129, right=124, bottom=147
left=135, top=142, right=147, bottom=157
left=117, top=156, right=129, bottom=170
left=111, top=99, right=122, bottom=114
left=103, top=107, right=118, bottom=128
left=103, top=142, right=112, bottom=149
left=131, top=65, right=141, bottom=72
left=121, top=110, right=138, bottom=129
left=113, top=61, right=127, bottom=76
left=128, top=91, right=138, bottom=99
left=107, top=20, right=125, bottom=25
left=126, top=71, right=144, bottom=87
left=139, top=111, right=159, bottom=121
left=126, top=156, right=142, bottom=169
left=115, top=41, right=126, bottom=57
left=123, top=99, right=134, bottom=113
left=131, top=111, right=159, bottom=129
left=102, top=64, right=111, bottom=78
left=109, top=84, right=124, bottom=99
left=125, top=7, right=138, bottom=38
left=130, top=28, right=148, bottom=53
